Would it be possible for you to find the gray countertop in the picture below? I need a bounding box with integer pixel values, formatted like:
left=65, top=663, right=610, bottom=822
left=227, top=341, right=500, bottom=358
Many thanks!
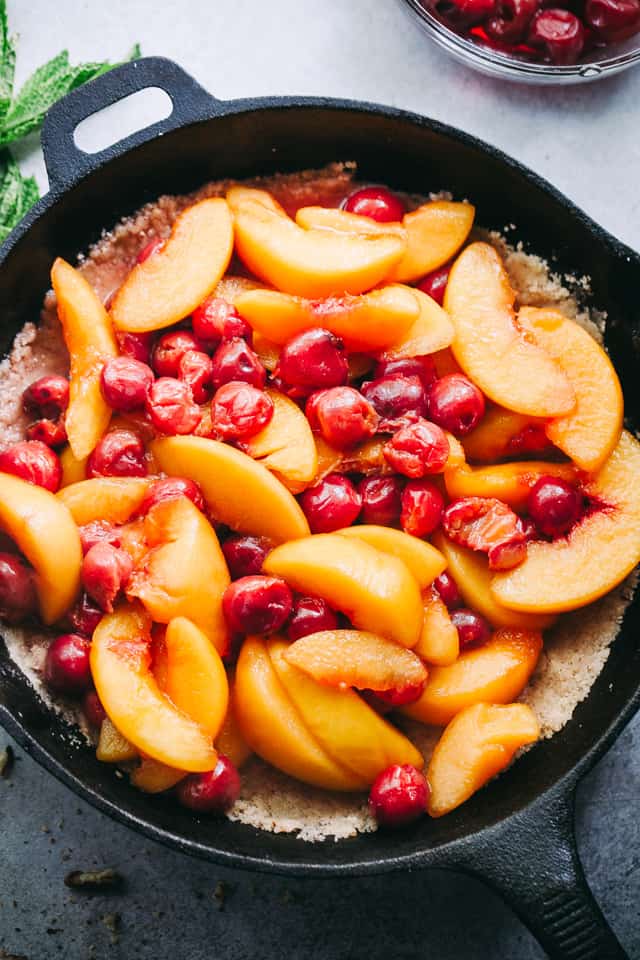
left=1, top=1, right=640, bottom=957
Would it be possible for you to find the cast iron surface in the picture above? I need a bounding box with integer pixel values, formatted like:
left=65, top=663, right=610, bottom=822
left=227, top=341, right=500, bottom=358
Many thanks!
left=0, top=58, right=639, bottom=959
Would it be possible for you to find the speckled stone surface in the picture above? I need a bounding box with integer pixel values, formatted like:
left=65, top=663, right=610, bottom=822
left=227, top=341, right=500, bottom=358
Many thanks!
left=1, top=1, right=640, bottom=957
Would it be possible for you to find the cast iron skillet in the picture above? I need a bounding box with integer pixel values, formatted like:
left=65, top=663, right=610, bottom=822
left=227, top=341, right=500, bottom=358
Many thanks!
left=0, top=57, right=638, bottom=960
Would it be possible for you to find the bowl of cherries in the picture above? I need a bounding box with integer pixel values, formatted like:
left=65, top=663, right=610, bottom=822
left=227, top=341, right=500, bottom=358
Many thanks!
left=399, top=0, right=640, bottom=81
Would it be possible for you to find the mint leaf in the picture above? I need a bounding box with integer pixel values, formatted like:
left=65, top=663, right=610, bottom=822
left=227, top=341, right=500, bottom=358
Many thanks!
left=0, top=148, right=39, bottom=243
left=0, top=0, right=15, bottom=127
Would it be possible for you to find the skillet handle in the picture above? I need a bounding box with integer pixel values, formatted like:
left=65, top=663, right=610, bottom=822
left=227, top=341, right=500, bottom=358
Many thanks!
left=454, top=788, right=628, bottom=959
left=41, top=56, right=222, bottom=189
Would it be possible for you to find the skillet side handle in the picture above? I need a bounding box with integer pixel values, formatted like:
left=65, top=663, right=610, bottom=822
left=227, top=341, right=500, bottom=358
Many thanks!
left=41, top=56, right=223, bottom=189
left=456, top=789, right=629, bottom=960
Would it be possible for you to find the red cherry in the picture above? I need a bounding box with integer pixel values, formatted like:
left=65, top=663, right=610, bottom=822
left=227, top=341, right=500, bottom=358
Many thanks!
left=527, top=476, right=582, bottom=538
left=442, top=497, right=526, bottom=570
left=192, top=296, right=251, bottom=347
left=486, top=0, right=539, bottom=41
left=117, top=331, right=155, bottom=365
left=101, top=357, right=154, bottom=411
left=434, top=572, right=462, bottom=610
left=450, top=608, right=492, bottom=649
left=436, top=0, right=498, bottom=26
left=211, top=338, right=266, bottom=390
left=22, top=375, right=69, bottom=419
left=585, top=0, right=640, bottom=39
left=136, top=236, right=165, bottom=264
left=211, top=381, right=274, bottom=440
left=222, top=575, right=293, bottom=634
left=146, top=378, right=202, bottom=436
left=26, top=418, right=67, bottom=448
left=507, top=423, right=552, bottom=457
left=177, top=755, right=241, bottom=814
left=299, top=474, right=362, bottom=533
left=178, top=350, right=214, bottom=404
left=368, top=763, right=429, bottom=828
left=78, top=520, right=121, bottom=555
left=358, top=476, right=404, bottom=526
left=400, top=479, right=444, bottom=537
left=81, top=542, right=133, bottom=613
left=287, top=595, right=339, bottom=641
left=0, top=552, right=37, bottom=623
left=375, top=681, right=427, bottom=708
left=276, top=329, right=348, bottom=393
left=67, top=592, right=104, bottom=636
left=383, top=420, right=449, bottom=478
left=140, top=477, right=205, bottom=515
left=374, top=356, right=437, bottom=391
left=528, top=8, right=585, bottom=62
left=0, top=440, right=62, bottom=491
left=87, top=429, right=147, bottom=478
left=152, top=331, right=202, bottom=378
left=361, top=376, right=428, bottom=432
left=221, top=535, right=271, bottom=579
left=416, top=265, right=452, bottom=306
left=44, top=634, right=92, bottom=696
left=308, top=386, right=379, bottom=450
left=428, top=374, right=485, bottom=437
left=342, top=186, right=405, bottom=224
left=82, top=689, right=107, bottom=728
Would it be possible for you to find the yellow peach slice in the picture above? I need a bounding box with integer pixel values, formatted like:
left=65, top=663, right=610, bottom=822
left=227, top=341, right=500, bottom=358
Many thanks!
left=111, top=199, right=233, bottom=333
left=389, top=201, right=475, bottom=283
left=151, top=435, right=309, bottom=543
left=165, top=617, right=229, bottom=740
left=295, top=204, right=407, bottom=241
left=96, top=717, right=137, bottom=763
left=253, top=332, right=280, bottom=371
left=402, top=628, right=542, bottom=727
left=264, top=534, right=424, bottom=648
left=519, top=307, right=623, bottom=472
left=444, top=243, right=575, bottom=417
left=216, top=695, right=252, bottom=769
left=130, top=759, right=183, bottom=793
left=234, top=285, right=418, bottom=352
left=377, top=288, right=454, bottom=360
left=427, top=702, right=539, bottom=817
left=91, top=605, right=217, bottom=771
left=462, top=406, right=548, bottom=464
left=444, top=461, right=582, bottom=513
left=57, top=477, right=150, bottom=526
left=232, top=200, right=406, bottom=298
left=312, top=435, right=343, bottom=482
left=443, top=431, right=466, bottom=470
left=284, top=629, right=428, bottom=693
left=339, top=436, right=391, bottom=476
left=0, top=472, right=81, bottom=623
left=415, top=586, right=459, bottom=667
left=432, top=531, right=555, bottom=631
left=235, top=635, right=365, bottom=791
left=213, top=274, right=268, bottom=303
left=59, top=445, right=88, bottom=487
left=432, top=348, right=463, bottom=378
left=226, top=186, right=286, bottom=215
left=492, top=430, right=640, bottom=613
left=335, top=525, right=446, bottom=590
left=243, top=389, right=317, bottom=491
left=51, top=258, right=118, bottom=460
left=269, top=638, right=423, bottom=783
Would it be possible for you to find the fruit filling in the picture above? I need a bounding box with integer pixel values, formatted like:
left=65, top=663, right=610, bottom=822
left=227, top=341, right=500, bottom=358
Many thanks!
left=1, top=165, right=637, bottom=837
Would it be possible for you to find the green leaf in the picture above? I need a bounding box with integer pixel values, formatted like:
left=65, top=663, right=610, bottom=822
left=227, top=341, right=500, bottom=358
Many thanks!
left=0, top=148, right=38, bottom=243
left=0, top=0, right=15, bottom=127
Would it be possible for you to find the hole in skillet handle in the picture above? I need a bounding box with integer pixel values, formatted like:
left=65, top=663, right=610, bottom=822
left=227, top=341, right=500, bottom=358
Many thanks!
left=40, top=56, right=223, bottom=191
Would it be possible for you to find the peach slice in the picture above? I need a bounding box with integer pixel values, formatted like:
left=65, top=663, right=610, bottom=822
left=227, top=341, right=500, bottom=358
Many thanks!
left=57, top=477, right=150, bottom=526
left=426, top=702, right=539, bottom=817
left=243, top=389, right=318, bottom=491
left=165, top=617, right=229, bottom=740
left=226, top=186, right=286, bottom=215
left=492, top=430, right=640, bottom=613
left=111, top=199, right=233, bottom=333
left=269, top=638, right=423, bottom=783
left=90, top=604, right=217, bottom=771
left=127, top=497, right=230, bottom=653
left=402, top=628, right=542, bottom=727
left=432, top=531, right=555, bottom=631
left=0, top=472, right=81, bottom=623
left=253, top=333, right=280, bottom=372
left=295, top=204, right=407, bottom=241
left=444, top=243, right=575, bottom=417
left=130, top=759, right=183, bottom=793
left=96, top=717, right=137, bottom=763
left=432, top=348, right=463, bottom=378
left=284, top=629, right=428, bottom=693
left=213, top=274, right=267, bottom=304
left=51, top=258, right=118, bottom=460
left=216, top=695, right=252, bottom=769
left=263, top=534, right=424, bottom=648
left=234, top=285, right=418, bottom=352
left=235, top=635, right=366, bottom=791
left=377, top=288, right=454, bottom=360
left=414, top=586, right=459, bottom=667
left=151, top=436, right=309, bottom=543
left=313, top=435, right=344, bottom=482
left=444, top=461, right=581, bottom=513
left=335, top=525, right=446, bottom=590
left=519, top=307, right=623, bottom=472
left=339, top=437, right=391, bottom=476
left=59, top=445, right=88, bottom=487
left=462, top=406, right=548, bottom=464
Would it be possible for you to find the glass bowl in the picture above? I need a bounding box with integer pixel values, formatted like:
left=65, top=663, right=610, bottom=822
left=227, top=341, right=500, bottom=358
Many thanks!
left=398, top=0, right=640, bottom=83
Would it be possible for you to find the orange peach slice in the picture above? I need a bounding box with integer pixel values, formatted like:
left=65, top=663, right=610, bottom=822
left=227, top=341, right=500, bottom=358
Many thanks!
left=235, top=635, right=365, bottom=791
left=427, top=702, right=539, bottom=817
left=165, top=617, right=229, bottom=740
left=253, top=332, right=280, bottom=372
left=402, top=628, right=542, bottom=727
left=57, top=477, right=150, bottom=526
left=216, top=695, right=252, bottom=769
left=151, top=435, right=309, bottom=543
left=226, top=186, right=286, bottom=215
left=234, top=285, right=418, bottom=352
left=269, top=638, right=423, bottom=783
left=127, top=497, right=230, bottom=653
left=462, top=406, right=548, bottom=464
left=432, top=531, right=555, bottom=631
left=295, top=204, right=407, bottom=241
left=284, top=629, right=428, bottom=693
left=492, top=430, right=640, bottom=613
left=51, top=258, right=118, bottom=460
left=264, top=534, right=424, bottom=648
left=96, top=717, right=137, bottom=763
left=519, top=307, right=623, bottom=472
left=415, top=586, right=459, bottom=667
left=0, top=472, right=81, bottom=623
left=130, top=759, right=183, bottom=793
left=444, top=243, right=575, bottom=417
left=339, top=436, right=391, bottom=476
left=111, top=199, right=233, bottom=333
left=59, top=445, right=88, bottom=487
left=312, top=435, right=344, bottom=482
left=335, top=525, right=446, bottom=590
left=91, top=604, right=217, bottom=771
left=243, top=389, right=317, bottom=491
left=432, top=348, right=463, bottom=378
left=444, top=461, right=581, bottom=513
left=377, top=288, right=454, bottom=360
